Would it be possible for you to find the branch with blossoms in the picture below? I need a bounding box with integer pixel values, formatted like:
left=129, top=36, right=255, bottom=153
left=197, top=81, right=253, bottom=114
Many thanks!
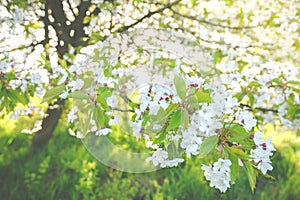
left=40, top=30, right=300, bottom=191
left=43, top=53, right=281, bottom=193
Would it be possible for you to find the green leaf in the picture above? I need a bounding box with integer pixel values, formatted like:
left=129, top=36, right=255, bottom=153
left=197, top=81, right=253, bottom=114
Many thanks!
left=191, top=0, right=197, bottom=6
left=226, top=124, right=253, bottom=148
left=5, top=72, right=15, bottom=80
left=153, top=131, right=166, bottom=144
left=96, top=96, right=111, bottom=111
left=271, top=78, right=281, bottom=84
left=83, top=16, right=91, bottom=24
left=262, top=173, right=275, bottom=180
left=96, top=107, right=105, bottom=127
left=287, top=80, right=300, bottom=85
left=165, top=103, right=180, bottom=116
left=7, top=90, right=28, bottom=105
left=233, top=92, right=245, bottom=101
left=244, top=161, right=257, bottom=193
left=195, top=91, right=212, bottom=103
left=174, top=76, right=186, bottom=100
left=248, top=93, right=255, bottom=106
left=82, top=76, right=94, bottom=88
left=68, top=91, right=89, bottom=100
left=225, top=146, right=249, bottom=160
left=99, top=91, right=112, bottom=99
left=198, top=135, right=218, bottom=158
left=155, top=107, right=167, bottom=121
left=183, top=109, right=189, bottom=130
left=167, top=110, right=183, bottom=131
left=42, top=85, right=65, bottom=103
left=212, top=50, right=223, bottom=64
left=248, top=81, right=262, bottom=88
left=128, top=101, right=139, bottom=109
left=58, top=59, right=67, bottom=68
left=225, top=149, right=239, bottom=182
left=226, top=124, right=248, bottom=136
left=90, top=32, right=104, bottom=43
left=119, top=75, right=134, bottom=84
left=186, top=95, right=198, bottom=109
left=30, top=22, right=41, bottom=29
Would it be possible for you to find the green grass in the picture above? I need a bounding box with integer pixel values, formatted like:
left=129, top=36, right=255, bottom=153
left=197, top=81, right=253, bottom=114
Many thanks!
left=1, top=116, right=300, bottom=200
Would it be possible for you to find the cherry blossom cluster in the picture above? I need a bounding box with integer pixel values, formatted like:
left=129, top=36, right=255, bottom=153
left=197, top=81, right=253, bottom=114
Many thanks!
left=202, top=158, right=232, bottom=192
left=146, top=148, right=184, bottom=168
left=250, top=131, right=276, bottom=175
left=219, top=60, right=300, bottom=132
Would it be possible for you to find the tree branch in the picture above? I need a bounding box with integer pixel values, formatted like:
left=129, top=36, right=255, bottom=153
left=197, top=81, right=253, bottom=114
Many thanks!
left=240, top=103, right=278, bottom=113
left=172, top=27, right=263, bottom=49
left=170, top=8, right=260, bottom=30
left=109, top=106, right=134, bottom=113
left=118, top=0, right=181, bottom=33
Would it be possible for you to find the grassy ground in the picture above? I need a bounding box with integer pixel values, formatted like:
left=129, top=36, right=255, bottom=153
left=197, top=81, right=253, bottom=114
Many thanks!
left=0, top=116, right=300, bottom=200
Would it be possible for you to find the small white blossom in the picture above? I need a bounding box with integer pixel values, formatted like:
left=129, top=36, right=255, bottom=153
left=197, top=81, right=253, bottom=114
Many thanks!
left=57, top=70, right=68, bottom=85
left=68, top=79, right=84, bottom=92
left=30, top=72, right=42, bottom=85
left=257, top=159, right=273, bottom=175
left=144, top=134, right=159, bottom=149
left=185, top=75, right=204, bottom=87
left=146, top=148, right=184, bottom=168
left=130, top=120, right=143, bottom=140
left=0, top=61, right=12, bottom=73
left=146, top=148, right=168, bottom=166
left=148, top=102, right=160, bottom=115
left=250, top=131, right=276, bottom=174
left=22, top=120, right=42, bottom=134
left=89, top=119, right=98, bottom=132
left=224, top=95, right=239, bottom=115
left=180, top=126, right=203, bottom=157
left=68, top=128, right=83, bottom=139
left=59, top=90, right=69, bottom=99
left=9, top=79, right=21, bottom=90
left=95, top=127, right=112, bottom=136
left=109, top=115, right=120, bottom=126
left=69, top=64, right=81, bottom=74
left=20, top=79, right=27, bottom=92
left=236, top=111, right=257, bottom=131
left=67, top=106, right=78, bottom=123
left=161, top=158, right=184, bottom=168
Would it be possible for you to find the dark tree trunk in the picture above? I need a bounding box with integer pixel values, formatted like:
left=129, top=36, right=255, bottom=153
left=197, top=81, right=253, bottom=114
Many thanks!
left=32, top=99, right=65, bottom=147
left=32, top=0, right=97, bottom=147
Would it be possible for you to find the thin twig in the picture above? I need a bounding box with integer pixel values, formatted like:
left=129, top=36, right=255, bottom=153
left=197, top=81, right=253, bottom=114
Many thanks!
left=172, top=27, right=263, bottom=49
left=118, top=0, right=181, bottom=33
left=240, top=103, right=278, bottom=113
left=170, top=8, right=260, bottom=30
left=109, top=106, right=134, bottom=113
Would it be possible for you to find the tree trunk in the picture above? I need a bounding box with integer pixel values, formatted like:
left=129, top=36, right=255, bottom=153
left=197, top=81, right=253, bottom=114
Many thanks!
left=32, top=99, right=65, bottom=147
left=32, top=0, right=95, bottom=147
